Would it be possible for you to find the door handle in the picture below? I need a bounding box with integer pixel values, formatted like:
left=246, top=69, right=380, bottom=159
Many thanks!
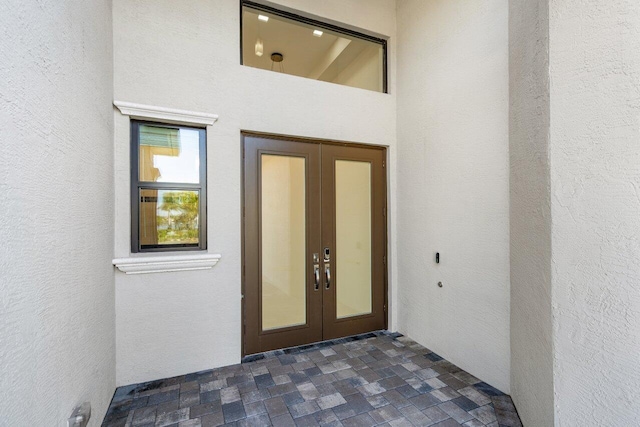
left=314, top=264, right=320, bottom=290
left=325, top=264, right=331, bottom=290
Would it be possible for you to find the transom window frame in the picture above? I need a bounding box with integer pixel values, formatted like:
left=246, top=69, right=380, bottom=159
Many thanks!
left=130, top=120, right=208, bottom=253
left=240, top=0, right=389, bottom=94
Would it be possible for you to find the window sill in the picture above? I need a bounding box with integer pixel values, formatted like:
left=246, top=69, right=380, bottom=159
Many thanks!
left=112, top=253, right=221, bottom=275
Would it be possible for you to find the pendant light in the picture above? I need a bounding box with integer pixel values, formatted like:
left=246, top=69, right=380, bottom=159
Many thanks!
left=270, top=52, right=284, bottom=73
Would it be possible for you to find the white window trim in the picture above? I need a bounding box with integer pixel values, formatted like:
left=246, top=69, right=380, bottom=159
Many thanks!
left=114, top=101, right=221, bottom=273
left=114, top=101, right=219, bottom=126
left=112, top=254, right=221, bottom=275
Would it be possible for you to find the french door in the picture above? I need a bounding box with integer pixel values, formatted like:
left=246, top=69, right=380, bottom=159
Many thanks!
left=242, top=134, right=387, bottom=356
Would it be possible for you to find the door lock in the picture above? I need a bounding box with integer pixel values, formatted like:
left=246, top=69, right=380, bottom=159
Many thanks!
left=323, top=247, right=330, bottom=262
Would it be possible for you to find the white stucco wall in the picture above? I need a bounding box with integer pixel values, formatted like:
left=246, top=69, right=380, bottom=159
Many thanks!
left=113, top=0, right=397, bottom=386
left=0, top=1, right=115, bottom=426
left=550, top=1, right=640, bottom=425
left=508, top=1, right=555, bottom=425
left=509, top=0, right=555, bottom=424
left=396, top=0, right=511, bottom=393
left=511, top=1, right=640, bottom=424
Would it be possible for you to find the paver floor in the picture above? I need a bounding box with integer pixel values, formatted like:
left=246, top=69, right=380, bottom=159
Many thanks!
left=103, top=332, right=521, bottom=427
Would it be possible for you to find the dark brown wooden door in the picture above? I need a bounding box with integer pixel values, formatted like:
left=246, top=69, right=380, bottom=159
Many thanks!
left=243, top=134, right=386, bottom=356
left=243, top=136, right=323, bottom=356
left=321, top=144, right=387, bottom=340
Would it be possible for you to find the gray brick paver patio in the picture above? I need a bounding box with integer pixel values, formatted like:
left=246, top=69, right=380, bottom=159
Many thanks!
left=102, top=332, right=521, bottom=427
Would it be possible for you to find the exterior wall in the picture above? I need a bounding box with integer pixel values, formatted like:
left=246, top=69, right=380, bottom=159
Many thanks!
left=113, top=0, right=397, bottom=386
left=396, top=0, right=511, bottom=393
left=0, top=1, right=115, bottom=426
left=549, top=0, right=640, bottom=425
left=511, top=1, right=640, bottom=424
left=508, top=1, right=555, bottom=425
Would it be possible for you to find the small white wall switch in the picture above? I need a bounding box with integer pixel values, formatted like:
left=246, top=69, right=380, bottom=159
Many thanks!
left=67, top=402, right=91, bottom=427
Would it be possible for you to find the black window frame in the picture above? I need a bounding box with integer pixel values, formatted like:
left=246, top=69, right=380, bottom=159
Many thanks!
left=130, top=120, right=207, bottom=253
left=240, top=0, right=389, bottom=94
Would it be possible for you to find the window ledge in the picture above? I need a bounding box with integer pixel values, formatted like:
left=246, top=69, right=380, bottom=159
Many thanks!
left=114, top=101, right=219, bottom=126
left=112, top=253, right=221, bottom=275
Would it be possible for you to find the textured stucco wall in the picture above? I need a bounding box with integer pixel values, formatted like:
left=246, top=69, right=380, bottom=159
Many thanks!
left=508, top=1, right=555, bottom=425
left=0, top=1, right=115, bottom=426
left=511, top=1, right=640, bottom=424
left=396, top=0, right=511, bottom=393
left=550, top=1, right=640, bottom=425
left=112, top=0, right=397, bottom=386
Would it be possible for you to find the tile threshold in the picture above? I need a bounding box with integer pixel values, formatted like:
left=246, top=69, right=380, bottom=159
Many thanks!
left=241, top=330, right=400, bottom=363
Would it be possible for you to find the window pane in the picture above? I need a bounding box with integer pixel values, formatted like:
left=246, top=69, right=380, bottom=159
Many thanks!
left=139, top=189, right=200, bottom=247
left=139, top=125, right=201, bottom=183
left=242, top=5, right=385, bottom=93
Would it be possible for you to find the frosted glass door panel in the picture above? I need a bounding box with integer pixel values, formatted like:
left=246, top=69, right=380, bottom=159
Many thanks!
left=335, top=160, right=372, bottom=319
left=261, top=155, right=307, bottom=330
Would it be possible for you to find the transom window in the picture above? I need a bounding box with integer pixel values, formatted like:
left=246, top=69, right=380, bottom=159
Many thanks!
left=130, top=121, right=207, bottom=253
left=241, top=1, right=387, bottom=93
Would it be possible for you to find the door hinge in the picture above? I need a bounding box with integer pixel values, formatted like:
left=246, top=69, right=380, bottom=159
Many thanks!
left=382, top=160, right=385, bottom=168
left=383, top=208, right=386, bottom=217
left=383, top=304, right=387, bottom=312
left=383, top=256, right=386, bottom=265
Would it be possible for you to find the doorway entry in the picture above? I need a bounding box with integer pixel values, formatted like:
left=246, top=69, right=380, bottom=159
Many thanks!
left=242, top=134, right=387, bottom=356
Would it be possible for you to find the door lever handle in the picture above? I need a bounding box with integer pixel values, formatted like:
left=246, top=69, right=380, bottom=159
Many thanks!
left=325, top=264, right=331, bottom=290
left=314, top=264, right=320, bottom=290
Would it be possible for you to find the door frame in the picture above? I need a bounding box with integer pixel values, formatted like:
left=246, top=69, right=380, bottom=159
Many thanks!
left=241, top=131, right=389, bottom=357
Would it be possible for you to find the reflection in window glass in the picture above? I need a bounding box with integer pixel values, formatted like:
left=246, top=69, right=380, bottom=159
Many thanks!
left=241, top=3, right=386, bottom=93
left=139, top=189, right=200, bottom=248
left=131, top=121, right=206, bottom=253
left=139, top=125, right=200, bottom=183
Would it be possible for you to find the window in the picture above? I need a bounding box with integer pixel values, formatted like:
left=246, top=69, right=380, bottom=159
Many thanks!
left=241, top=1, right=387, bottom=93
left=130, top=121, right=207, bottom=252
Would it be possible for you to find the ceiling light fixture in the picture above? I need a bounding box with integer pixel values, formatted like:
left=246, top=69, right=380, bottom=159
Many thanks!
left=313, top=30, right=323, bottom=37
left=255, top=38, right=264, bottom=57
left=270, top=52, right=284, bottom=73
left=258, top=14, right=269, bottom=22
